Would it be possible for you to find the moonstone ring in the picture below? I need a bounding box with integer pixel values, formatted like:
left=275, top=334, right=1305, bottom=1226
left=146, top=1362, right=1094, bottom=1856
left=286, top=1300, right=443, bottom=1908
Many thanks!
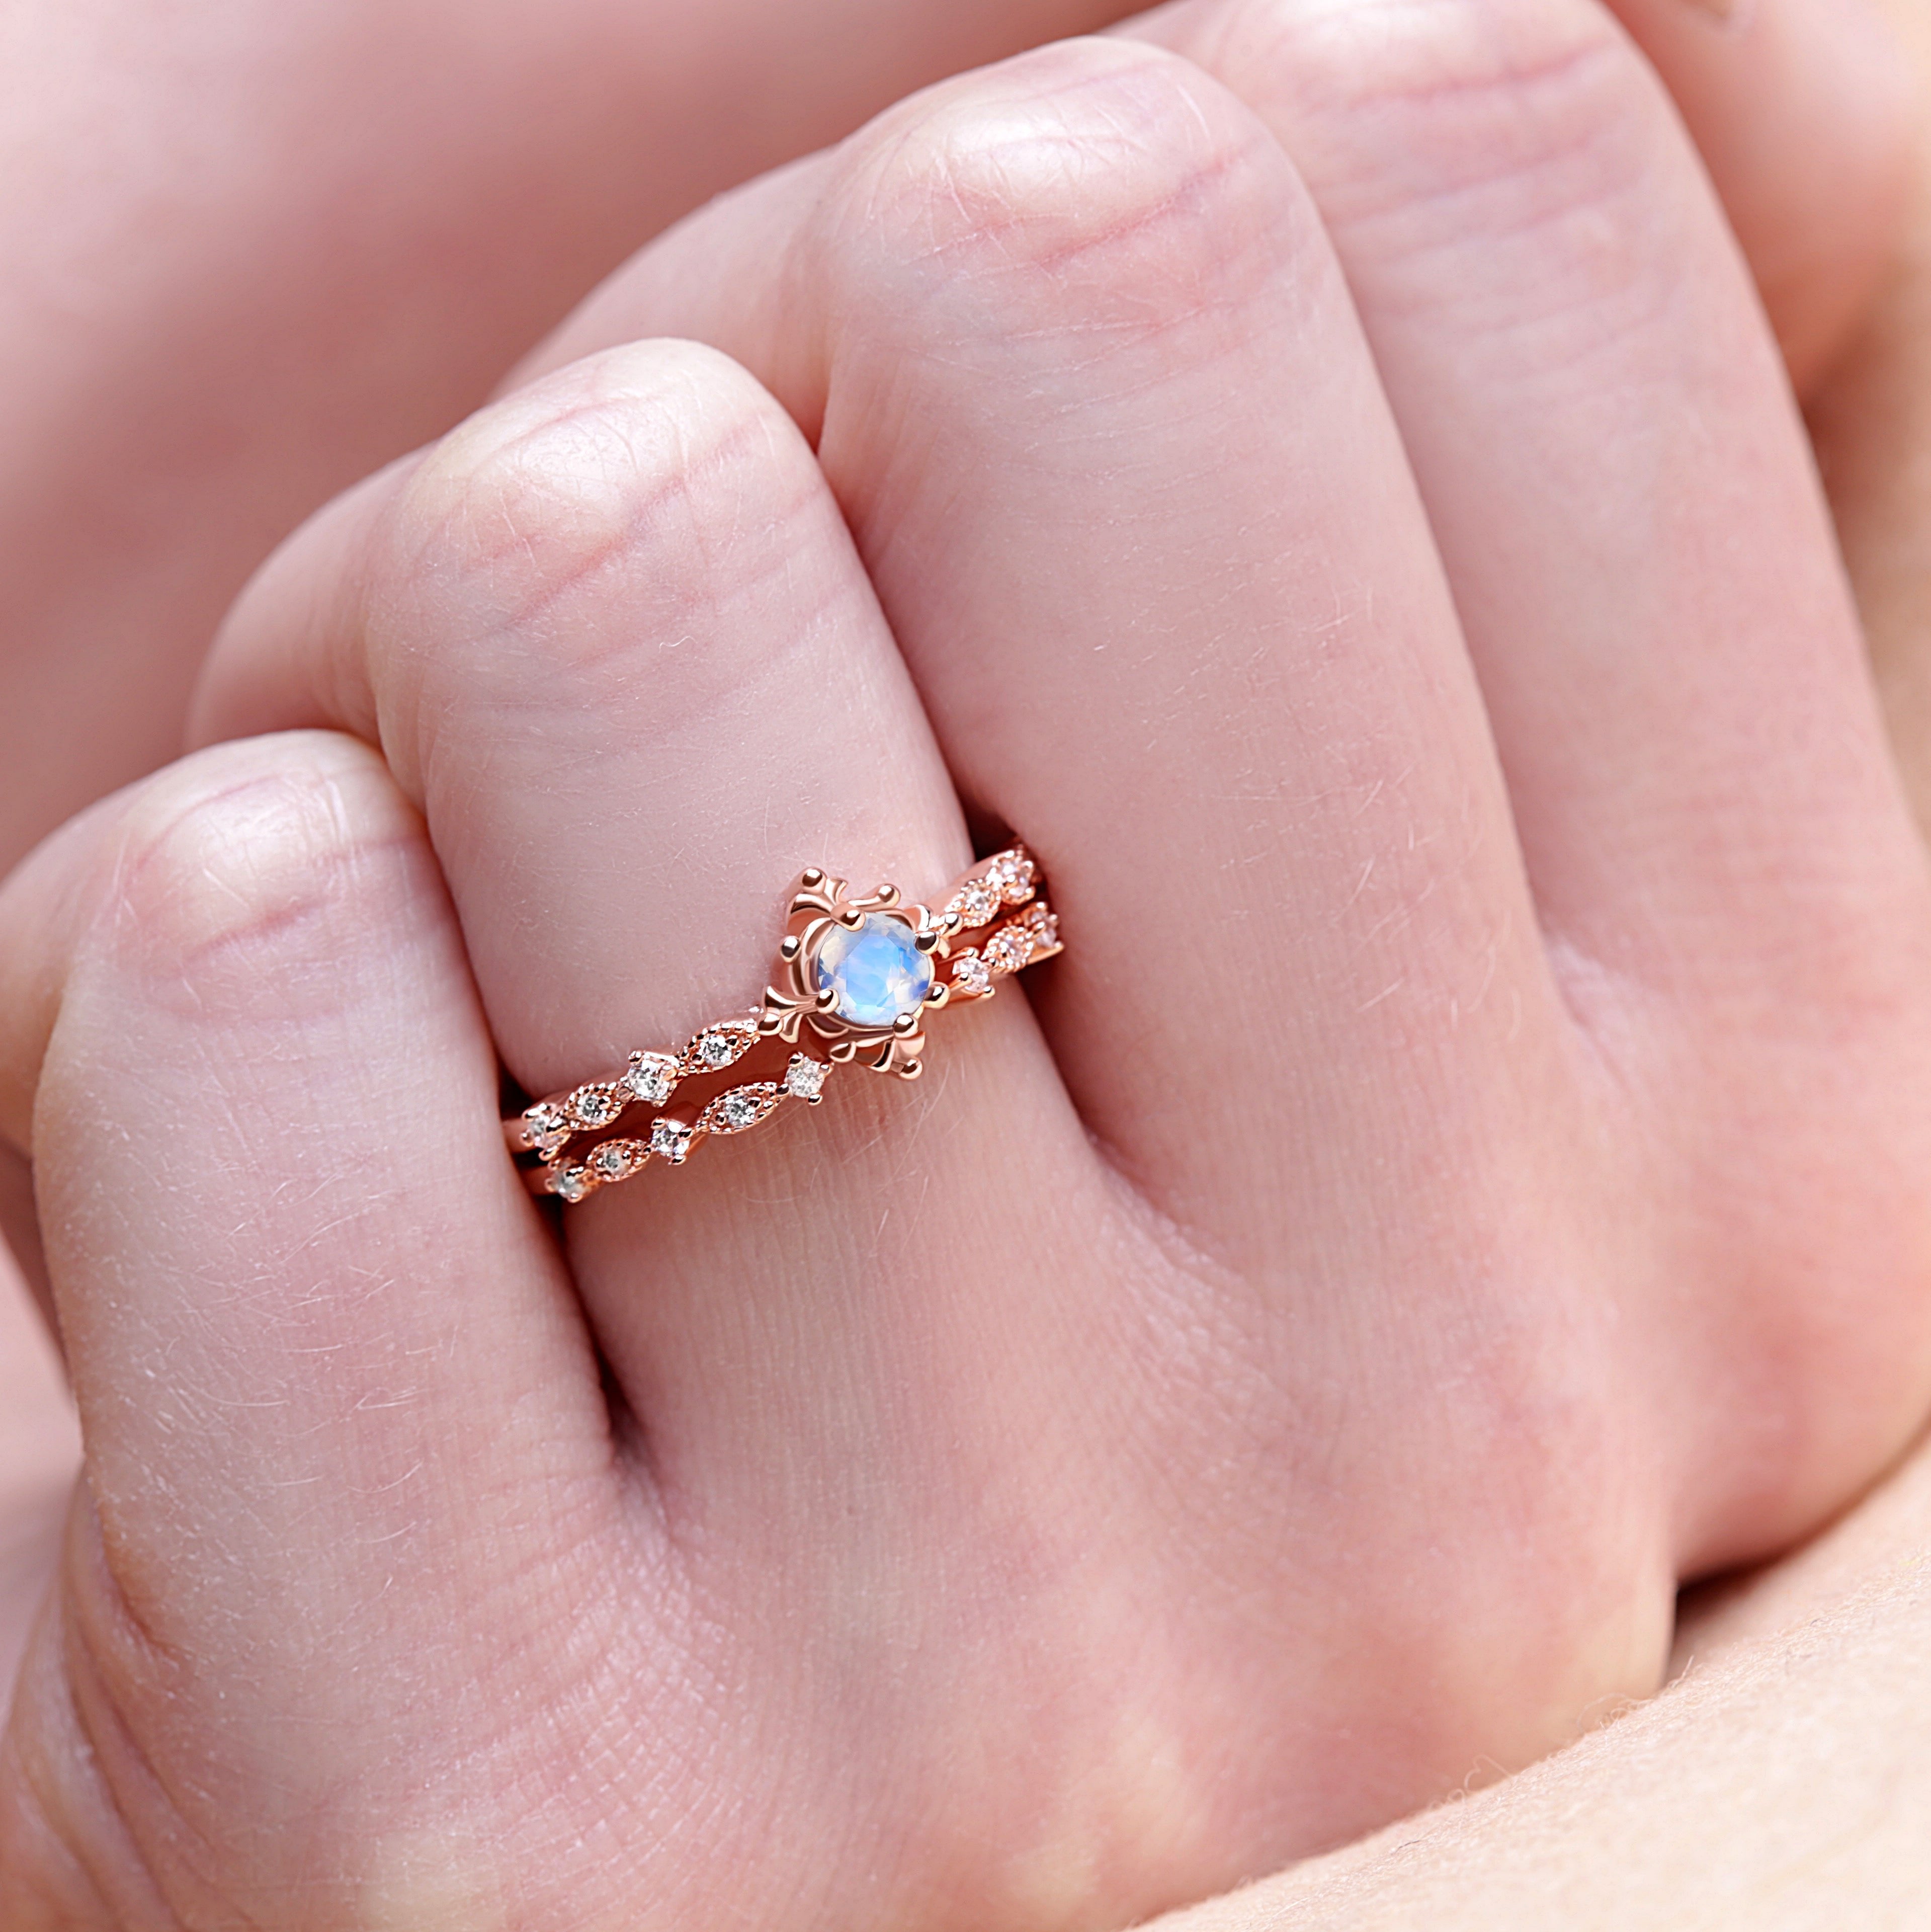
left=505, top=845, right=1061, bottom=1202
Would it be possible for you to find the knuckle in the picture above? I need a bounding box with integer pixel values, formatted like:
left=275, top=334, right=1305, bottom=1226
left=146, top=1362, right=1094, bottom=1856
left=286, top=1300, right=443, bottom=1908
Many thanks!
left=1206, top=0, right=1670, bottom=318
left=381, top=340, right=825, bottom=694
left=826, top=38, right=1316, bottom=342
left=105, top=733, right=419, bottom=997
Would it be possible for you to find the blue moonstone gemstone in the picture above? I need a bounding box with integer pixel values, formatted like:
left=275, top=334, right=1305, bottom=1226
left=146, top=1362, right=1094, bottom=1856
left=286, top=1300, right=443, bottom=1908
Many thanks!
left=814, top=913, right=933, bottom=1027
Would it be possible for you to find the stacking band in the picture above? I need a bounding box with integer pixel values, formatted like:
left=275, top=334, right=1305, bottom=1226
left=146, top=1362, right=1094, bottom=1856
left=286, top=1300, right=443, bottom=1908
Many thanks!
left=504, top=844, right=1062, bottom=1202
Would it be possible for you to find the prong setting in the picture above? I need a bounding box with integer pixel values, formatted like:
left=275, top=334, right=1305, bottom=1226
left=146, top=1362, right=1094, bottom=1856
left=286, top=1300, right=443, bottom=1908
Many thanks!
left=508, top=844, right=1055, bottom=1198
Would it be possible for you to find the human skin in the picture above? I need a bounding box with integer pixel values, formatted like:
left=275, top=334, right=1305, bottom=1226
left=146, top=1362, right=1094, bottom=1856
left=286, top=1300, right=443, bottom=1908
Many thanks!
left=1137, top=4, right=1931, bottom=1917
left=0, top=0, right=1142, bottom=1701
left=0, top=0, right=1150, bottom=1406
left=18, top=0, right=1877, bottom=1711
left=0, top=0, right=1909, bottom=1722
left=0, top=0, right=1161, bottom=889
left=4, top=4, right=1930, bottom=1928
left=0, top=0, right=1909, bottom=1585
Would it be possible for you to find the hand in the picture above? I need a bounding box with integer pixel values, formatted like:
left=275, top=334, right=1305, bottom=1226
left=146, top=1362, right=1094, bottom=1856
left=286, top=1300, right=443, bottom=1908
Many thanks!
left=0, top=0, right=1145, bottom=884
left=0, top=0, right=1907, bottom=1633
left=6, top=5, right=1931, bottom=1930
left=0, top=0, right=1897, bottom=881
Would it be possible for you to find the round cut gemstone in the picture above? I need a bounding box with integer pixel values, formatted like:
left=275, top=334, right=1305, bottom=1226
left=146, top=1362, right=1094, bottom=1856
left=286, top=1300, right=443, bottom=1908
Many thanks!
left=951, top=951, right=991, bottom=998
left=785, top=1054, right=829, bottom=1100
left=626, top=1054, right=676, bottom=1104
left=814, top=914, right=933, bottom=1027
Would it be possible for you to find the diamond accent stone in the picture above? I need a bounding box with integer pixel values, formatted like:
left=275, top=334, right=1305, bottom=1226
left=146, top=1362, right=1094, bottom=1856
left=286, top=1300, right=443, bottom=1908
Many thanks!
left=569, top=1083, right=623, bottom=1130
left=649, top=1117, right=694, bottom=1165
left=784, top=1054, right=829, bottom=1100
left=951, top=950, right=992, bottom=998
left=955, top=879, right=999, bottom=929
left=994, top=851, right=1037, bottom=904
left=813, top=913, right=934, bottom=1027
left=523, top=1101, right=568, bottom=1152
left=549, top=1165, right=589, bottom=1203
left=984, top=926, right=1032, bottom=975
left=684, top=1020, right=758, bottom=1076
left=624, top=1053, right=677, bottom=1105
left=1020, top=902, right=1060, bottom=951
left=698, top=1083, right=781, bottom=1136
left=591, top=1139, right=644, bottom=1181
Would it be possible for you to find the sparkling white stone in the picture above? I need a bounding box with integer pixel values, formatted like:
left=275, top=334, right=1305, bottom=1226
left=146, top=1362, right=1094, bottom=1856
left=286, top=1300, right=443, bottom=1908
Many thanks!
left=785, top=1055, right=829, bottom=1100
left=996, top=853, right=1036, bottom=903
left=626, top=1054, right=676, bottom=1104
left=951, top=951, right=991, bottom=998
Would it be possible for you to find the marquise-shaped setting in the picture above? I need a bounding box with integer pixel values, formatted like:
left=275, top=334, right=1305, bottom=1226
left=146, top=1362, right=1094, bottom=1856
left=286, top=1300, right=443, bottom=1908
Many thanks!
left=681, top=1017, right=760, bottom=1078
left=697, top=1082, right=783, bottom=1137
left=566, top=1081, right=627, bottom=1131
left=587, top=1138, right=649, bottom=1183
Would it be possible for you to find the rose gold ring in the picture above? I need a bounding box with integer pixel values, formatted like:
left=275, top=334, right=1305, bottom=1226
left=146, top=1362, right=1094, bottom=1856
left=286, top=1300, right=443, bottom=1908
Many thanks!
left=504, top=844, right=1061, bottom=1203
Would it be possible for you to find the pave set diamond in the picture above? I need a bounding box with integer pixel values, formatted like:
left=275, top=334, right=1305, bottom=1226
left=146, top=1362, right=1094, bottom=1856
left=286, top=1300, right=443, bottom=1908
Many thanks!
left=505, top=844, right=1060, bottom=1203
left=944, top=899, right=1061, bottom=1004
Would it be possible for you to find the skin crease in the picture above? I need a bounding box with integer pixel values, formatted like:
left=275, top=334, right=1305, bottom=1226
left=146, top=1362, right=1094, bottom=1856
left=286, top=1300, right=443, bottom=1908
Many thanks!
left=0, top=0, right=1148, bottom=1695
left=0, top=4, right=1923, bottom=1932
left=1141, top=3, right=1931, bottom=1918
left=0, top=0, right=1157, bottom=887
left=0, top=0, right=1911, bottom=1552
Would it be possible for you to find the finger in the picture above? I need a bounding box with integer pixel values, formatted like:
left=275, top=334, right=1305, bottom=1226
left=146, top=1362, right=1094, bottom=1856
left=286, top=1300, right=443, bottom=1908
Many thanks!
left=447, top=50, right=1686, bottom=1862
left=1129, top=0, right=1931, bottom=1555
left=196, top=343, right=971, bottom=1080
left=521, top=4, right=1921, bottom=1024
left=497, top=14, right=1931, bottom=1556
left=0, top=0, right=1149, bottom=888
left=1122, top=0, right=1920, bottom=979
left=0, top=734, right=617, bottom=1912
left=520, top=0, right=1913, bottom=414
left=1597, top=0, right=1913, bottom=391
left=192, top=345, right=1116, bottom=1575
left=507, top=52, right=1575, bottom=1297
left=191, top=345, right=1242, bottom=1915
left=0, top=1244, right=74, bottom=1707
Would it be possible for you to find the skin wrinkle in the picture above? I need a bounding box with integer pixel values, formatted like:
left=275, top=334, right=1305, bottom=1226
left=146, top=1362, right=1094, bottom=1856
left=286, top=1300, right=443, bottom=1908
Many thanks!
left=1201, top=0, right=1621, bottom=123
left=386, top=361, right=823, bottom=680
left=833, top=52, right=1281, bottom=306
left=4, top=4, right=1931, bottom=1916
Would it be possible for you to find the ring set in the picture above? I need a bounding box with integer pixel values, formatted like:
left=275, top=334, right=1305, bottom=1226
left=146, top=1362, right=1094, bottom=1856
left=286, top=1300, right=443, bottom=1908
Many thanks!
left=505, top=844, right=1062, bottom=1203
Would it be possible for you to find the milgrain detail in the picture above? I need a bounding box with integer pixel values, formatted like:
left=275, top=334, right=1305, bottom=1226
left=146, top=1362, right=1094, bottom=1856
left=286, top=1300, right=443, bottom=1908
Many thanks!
left=502, top=845, right=1063, bottom=1202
